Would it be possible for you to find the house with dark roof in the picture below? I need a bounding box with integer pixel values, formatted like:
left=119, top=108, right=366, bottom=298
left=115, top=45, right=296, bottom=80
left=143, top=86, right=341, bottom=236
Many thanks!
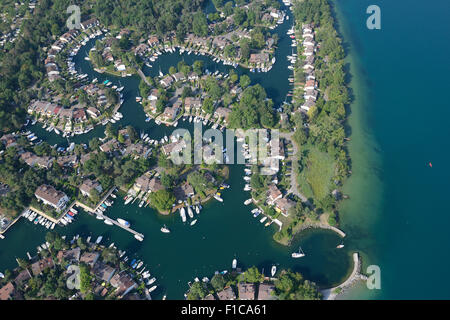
left=110, top=272, right=137, bottom=297
left=238, top=282, right=256, bottom=300
left=80, top=179, right=103, bottom=197
left=217, top=286, right=236, bottom=300
left=257, top=283, right=276, bottom=300
left=93, top=262, right=116, bottom=283
left=0, top=282, right=21, bottom=300
left=80, top=252, right=100, bottom=267
left=31, top=257, right=54, bottom=276
left=34, top=184, right=69, bottom=212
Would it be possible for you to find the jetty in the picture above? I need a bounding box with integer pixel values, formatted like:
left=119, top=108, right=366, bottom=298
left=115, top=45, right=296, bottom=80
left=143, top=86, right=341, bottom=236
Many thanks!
left=94, top=211, right=145, bottom=241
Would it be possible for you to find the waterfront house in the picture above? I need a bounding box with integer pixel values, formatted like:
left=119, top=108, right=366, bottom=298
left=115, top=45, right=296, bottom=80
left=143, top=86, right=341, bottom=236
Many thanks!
left=163, top=104, right=181, bottom=122
left=184, top=97, right=202, bottom=113
left=172, top=72, right=186, bottom=82
left=60, top=29, right=79, bottom=43
left=304, top=45, right=314, bottom=56
left=257, top=283, right=276, bottom=300
left=173, top=182, right=194, bottom=201
left=20, top=152, right=54, bottom=169
left=80, top=18, right=99, bottom=30
left=301, top=98, right=315, bottom=112
left=238, top=282, right=256, bottom=300
left=187, top=72, right=199, bottom=81
left=86, top=107, right=100, bottom=119
left=261, top=157, right=280, bottom=176
left=93, top=262, right=116, bottom=283
left=274, top=197, right=295, bottom=217
left=110, top=272, right=137, bottom=297
left=57, top=154, right=77, bottom=167
left=267, top=184, right=282, bottom=205
left=147, top=89, right=159, bottom=101
left=217, top=286, right=236, bottom=300
left=304, top=79, right=317, bottom=91
left=214, top=107, right=232, bottom=124
left=0, top=282, right=21, bottom=300
left=161, top=139, right=187, bottom=156
left=34, top=184, right=69, bottom=212
left=249, top=53, right=270, bottom=65
left=80, top=252, right=100, bottom=267
left=100, top=139, right=118, bottom=153
left=79, top=179, right=103, bottom=197
left=124, top=143, right=150, bottom=159
left=0, top=134, right=18, bottom=149
left=269, top=139, right=285, bottom=160
left=212, top=36, right=228, bottom=50
left=160, top=75, right=174, bottom=88
left=147, top=36, right=159, bottom=46
left=30, top=257, right=54, bottom=276
left=72, top=108, right=87, bottom=123
left=304, top=89, right=318, bottom=102
left=14, top=269, right=32, bottom=288
left=57, top=247, right=81, bottom=264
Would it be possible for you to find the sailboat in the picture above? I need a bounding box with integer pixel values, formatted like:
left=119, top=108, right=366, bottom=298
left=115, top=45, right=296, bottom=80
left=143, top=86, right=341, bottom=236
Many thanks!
left=190, top=219, right=197, bottom=226
left=291, top=247, right=305, bottom=258
left=159, top=67, right=163, bottom=77
left=336, top=242, right=344, bottom=249
left=232, top=258, right=237, bottom=269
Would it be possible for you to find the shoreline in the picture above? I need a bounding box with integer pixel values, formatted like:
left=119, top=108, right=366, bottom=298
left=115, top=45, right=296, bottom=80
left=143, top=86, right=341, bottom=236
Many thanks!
left=320, top=252, right=367, bottom=300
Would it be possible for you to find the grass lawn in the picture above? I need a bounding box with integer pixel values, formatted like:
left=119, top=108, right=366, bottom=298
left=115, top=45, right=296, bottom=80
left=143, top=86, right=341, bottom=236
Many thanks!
left=298, top=145, right=335, bottom=201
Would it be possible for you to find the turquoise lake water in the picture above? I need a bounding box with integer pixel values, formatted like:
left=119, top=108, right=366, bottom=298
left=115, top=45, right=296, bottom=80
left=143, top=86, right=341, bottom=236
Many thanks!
left=335, top=0, right=450, bottom=299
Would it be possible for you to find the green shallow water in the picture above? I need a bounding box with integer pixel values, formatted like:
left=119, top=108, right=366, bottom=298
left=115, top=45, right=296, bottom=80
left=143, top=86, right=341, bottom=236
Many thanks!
left=0, top=2, right=358, bottom=299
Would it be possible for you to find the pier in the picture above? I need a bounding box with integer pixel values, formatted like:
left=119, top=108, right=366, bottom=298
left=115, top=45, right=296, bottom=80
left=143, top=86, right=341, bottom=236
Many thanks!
left=73, top=187, right=144, bottom=241
left=93, top=211, right=144, bottom=241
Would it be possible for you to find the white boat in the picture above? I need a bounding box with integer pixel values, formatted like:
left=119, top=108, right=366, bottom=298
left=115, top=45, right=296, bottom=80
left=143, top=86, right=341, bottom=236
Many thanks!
left=136, top=261, right=144, bottom=269
left=161, top=225, right=170, bottom=233
left=96, top=215, right=104, bottom=220
left=232, top=258, right=237, bottom=269
left=117, top=218, right=130, bottom=227
left=190, top=219, right=197, bottom=226
left=149, top=285, right=157, bottom=293
left=104, top=219, right=113, bottom=225
left=337, top=244, right=345, bottom=249
left=271, top=265, right=277, bottom=277
left=135, top=234, right=144, bottom=241
left=124, top=196, right=133, bottom=205
left=187, top=206, right=194, bottom=218
left=180, top=207, right=186, bottom=222
left=291, top=247, right=305, bottom=258
left=213, top=194, right=223, bottom=202
left=147, top=277, right=156, bottom=285
left=244, top=199, right=252, bottom=205
left=260, top=216, right=267, bottom=223
left=95, top=236, right=103, bottom=244
left=195, top=206, right=200, bottom=214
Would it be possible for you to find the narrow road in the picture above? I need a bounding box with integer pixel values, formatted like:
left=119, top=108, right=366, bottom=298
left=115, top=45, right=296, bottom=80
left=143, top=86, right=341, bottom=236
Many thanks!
left=279, top=132, right=308, bottom=203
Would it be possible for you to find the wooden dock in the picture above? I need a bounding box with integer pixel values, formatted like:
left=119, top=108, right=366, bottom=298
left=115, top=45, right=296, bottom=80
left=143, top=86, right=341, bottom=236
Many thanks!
left=94, top=211, right=145, bottom=241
